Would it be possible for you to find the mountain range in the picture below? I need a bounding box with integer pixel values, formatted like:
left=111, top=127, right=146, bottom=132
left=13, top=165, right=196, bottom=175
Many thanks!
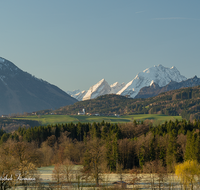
left=1, top=56, right=200, bottom=116
left=67, top=65, right=187, bottom=101
left=67, top=79, right=126, bottom=101
left=0, top=57, right=77, bottom=115
left=135, top=75, right=200, bottom=99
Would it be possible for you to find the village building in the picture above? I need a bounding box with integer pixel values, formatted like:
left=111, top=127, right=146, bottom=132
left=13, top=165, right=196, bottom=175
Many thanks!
left=78, top=109, right=85, bottom=115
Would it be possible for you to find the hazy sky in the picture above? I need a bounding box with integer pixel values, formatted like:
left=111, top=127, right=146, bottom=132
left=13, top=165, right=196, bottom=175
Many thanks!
left=0, top=0, right=200, bottom=92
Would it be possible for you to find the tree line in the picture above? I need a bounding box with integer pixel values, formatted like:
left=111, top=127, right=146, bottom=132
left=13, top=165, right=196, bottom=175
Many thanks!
left=1, top=119, right=200, bottom=188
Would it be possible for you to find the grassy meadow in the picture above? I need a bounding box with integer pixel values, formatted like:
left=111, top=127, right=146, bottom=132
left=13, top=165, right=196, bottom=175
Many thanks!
left=13, top=114, right=182, bottom=126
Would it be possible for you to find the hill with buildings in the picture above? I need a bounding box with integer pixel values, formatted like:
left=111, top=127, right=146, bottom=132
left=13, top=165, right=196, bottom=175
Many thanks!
left=56, top=85, right=200, bottom=120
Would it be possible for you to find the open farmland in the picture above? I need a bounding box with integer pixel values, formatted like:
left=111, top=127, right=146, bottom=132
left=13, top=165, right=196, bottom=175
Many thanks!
left=13, top=114, right=182, bottom=126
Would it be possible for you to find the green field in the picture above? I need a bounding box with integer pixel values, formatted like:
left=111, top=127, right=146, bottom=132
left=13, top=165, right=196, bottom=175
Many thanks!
left=13, top=114, right=182, bottom=126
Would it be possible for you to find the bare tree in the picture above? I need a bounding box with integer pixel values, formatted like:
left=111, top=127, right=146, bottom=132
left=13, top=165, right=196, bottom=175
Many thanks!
left=82, top=136, right=105, bottom=186
left=143, top=160, right=166, bottom=190
left=62, top=159, right=74, bottom=183
left=52, top=163, right=64, bottom=189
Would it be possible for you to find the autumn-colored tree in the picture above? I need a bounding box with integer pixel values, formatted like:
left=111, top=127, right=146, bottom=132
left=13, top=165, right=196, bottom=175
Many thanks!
left=39, top=141, right=54, bottom=166
left=175, top=160, right=200, bottom=190
left=0, top=140, right=17, bottom=190
left=18, top=160, right=37, bottom=186
left=0, top=140, right=40, bottom=189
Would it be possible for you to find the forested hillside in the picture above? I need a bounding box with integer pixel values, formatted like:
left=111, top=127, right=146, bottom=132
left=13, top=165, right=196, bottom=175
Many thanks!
left=0, top=117, right=40, bottom=132
left=55, top=85, right=200, bottom=120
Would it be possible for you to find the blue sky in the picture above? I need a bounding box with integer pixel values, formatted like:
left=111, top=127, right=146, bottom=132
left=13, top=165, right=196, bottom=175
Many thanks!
left=0, top=0, right=200, bottom=91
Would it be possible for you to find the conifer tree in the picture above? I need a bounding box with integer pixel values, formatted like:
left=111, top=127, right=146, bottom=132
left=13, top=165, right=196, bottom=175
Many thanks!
left=105, top=132, right=118, bottom=172
left=166, top=133, right=177, bottom=172
left=184, top=131, right=194, bottom=161
left=139, top=144, right=145, bottom=169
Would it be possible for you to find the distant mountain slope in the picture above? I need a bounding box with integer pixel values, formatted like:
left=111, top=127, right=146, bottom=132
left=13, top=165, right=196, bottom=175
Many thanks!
left=135, top=76, right=200, bottom=99
left=68, top=65, right=186, bottom=101
left=0, top=57, right=77, bottom=115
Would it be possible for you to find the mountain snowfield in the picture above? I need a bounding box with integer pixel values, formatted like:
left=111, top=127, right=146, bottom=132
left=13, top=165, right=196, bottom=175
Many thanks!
left=67, top=65, right=187, bottom=101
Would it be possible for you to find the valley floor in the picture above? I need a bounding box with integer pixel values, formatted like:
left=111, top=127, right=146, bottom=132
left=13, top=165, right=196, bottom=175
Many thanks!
left=13, top=114, right=182, bottom=126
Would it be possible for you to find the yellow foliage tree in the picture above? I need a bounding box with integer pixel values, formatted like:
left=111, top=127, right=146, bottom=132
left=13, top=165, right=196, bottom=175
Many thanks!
left=175, top=160, right=200, bottom=190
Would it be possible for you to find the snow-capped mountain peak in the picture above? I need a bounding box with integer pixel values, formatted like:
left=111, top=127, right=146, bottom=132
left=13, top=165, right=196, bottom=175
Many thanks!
left=110, top=82, right=119, bottom=88
left=67, top=89, right=81, bottom=96
left=110, top=82, right=126, bottom=94
left=150, top=80, right=155, bottom=86
left=117, top=65, right=187, bottom=98
left=88, top=79, right=106, bottom=93
left=67, top=65, right=187, bottom=101
left=68, top=79, right=126, bottom=101
left=82, top=79, right=111, bottom=101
